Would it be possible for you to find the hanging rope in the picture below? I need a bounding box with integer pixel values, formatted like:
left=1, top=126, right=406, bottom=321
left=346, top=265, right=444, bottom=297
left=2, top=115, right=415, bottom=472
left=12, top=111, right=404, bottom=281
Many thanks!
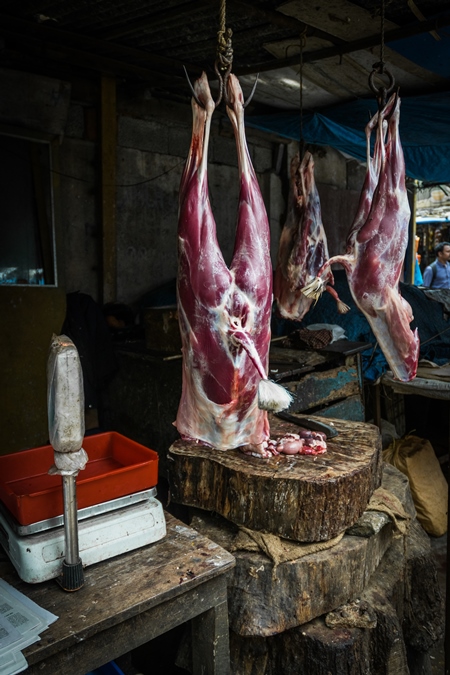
left=368, top=0, right=395, bottom=109
left=216, top=0, right=233, bottom=73
left=213, top=0, right=233, bottom=107
left=298, top=29, right=307, bottom=159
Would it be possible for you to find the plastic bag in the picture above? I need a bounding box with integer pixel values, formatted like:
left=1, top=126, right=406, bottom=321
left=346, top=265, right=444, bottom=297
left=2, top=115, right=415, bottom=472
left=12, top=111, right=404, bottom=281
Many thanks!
left=306, top=323, right=347, bottom=343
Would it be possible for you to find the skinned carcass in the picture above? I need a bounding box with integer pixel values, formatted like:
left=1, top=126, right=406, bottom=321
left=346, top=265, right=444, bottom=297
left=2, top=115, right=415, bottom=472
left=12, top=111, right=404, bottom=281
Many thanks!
left=274, top=151, right=349, bottom=321
left=175, top=72, right=292, bottom=455
left=302, top=94, right=419, bottom=382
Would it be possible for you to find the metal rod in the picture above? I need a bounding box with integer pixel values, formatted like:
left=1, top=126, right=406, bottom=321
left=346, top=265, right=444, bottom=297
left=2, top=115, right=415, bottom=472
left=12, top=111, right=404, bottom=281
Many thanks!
left=62, top=475, right=80, bottom=565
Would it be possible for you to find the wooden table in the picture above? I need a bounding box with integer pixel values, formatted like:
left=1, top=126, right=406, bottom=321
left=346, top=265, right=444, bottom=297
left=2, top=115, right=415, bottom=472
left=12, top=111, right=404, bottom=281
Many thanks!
left=2, top=513, right=235, bottom=675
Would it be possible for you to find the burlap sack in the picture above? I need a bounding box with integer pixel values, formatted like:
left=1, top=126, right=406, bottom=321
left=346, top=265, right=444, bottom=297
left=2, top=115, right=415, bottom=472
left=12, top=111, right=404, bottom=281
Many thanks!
left=383, top=435, right=448, bottom=536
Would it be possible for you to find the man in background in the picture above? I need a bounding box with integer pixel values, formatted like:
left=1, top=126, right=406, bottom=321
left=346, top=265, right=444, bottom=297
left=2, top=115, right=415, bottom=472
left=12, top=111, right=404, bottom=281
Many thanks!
left=423, top=242, right=450, bottom=289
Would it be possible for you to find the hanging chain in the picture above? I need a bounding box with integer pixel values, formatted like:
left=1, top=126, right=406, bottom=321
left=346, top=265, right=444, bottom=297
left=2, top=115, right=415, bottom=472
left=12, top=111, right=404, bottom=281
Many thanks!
left=368, top=0, right=395, bottom=109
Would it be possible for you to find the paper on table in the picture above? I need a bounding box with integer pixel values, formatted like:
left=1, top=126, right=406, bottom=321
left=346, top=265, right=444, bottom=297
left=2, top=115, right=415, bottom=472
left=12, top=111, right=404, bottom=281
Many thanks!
left=0, top=579, right=58, bottom=673
left=0, top=646, right=28, bottom=675
left=0, top=579, right=58, bottom=626
left=0, top=614, right=21, bottom=651
left=0, top=588, right=44, bottom=657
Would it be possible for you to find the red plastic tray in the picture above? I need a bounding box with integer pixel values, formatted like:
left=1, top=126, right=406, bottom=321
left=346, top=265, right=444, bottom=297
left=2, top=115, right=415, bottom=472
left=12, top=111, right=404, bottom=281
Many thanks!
left=0, top=432, right=159, bottom=525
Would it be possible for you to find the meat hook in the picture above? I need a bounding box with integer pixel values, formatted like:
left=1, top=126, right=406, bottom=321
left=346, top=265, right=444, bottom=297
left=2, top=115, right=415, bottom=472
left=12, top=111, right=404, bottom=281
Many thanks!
left=383, top=87, right=400, bottom=122
left=183, top=64, right=259, bottom=110
left=369, top=62, right=395, bottom=110
left=221, top=68, right=259, bottom=109
left=183, top=66, right=205, bottom=109
left=243, top=74, right=259, bottom=108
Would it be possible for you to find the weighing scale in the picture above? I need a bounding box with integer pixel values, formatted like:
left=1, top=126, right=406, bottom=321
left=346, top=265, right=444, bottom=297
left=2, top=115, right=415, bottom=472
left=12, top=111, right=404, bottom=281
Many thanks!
left=0, top=335, right=166, bottom=586
left=0, top=488, right=166, bottom=584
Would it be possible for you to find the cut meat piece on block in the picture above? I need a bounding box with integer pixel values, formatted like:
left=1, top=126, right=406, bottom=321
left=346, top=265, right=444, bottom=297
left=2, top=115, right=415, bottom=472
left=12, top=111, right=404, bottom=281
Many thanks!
left=168, top=415, right=383, bottom=542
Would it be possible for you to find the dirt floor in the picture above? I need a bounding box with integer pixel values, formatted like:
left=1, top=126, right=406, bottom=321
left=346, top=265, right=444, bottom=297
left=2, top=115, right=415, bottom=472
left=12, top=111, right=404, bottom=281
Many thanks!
left=429, top=532, right=447, bottom=675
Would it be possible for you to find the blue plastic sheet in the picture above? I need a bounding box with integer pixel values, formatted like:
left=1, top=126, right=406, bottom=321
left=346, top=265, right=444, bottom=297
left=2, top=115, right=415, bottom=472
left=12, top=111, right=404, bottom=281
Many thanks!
left=272, top=270, right=450, bottom=383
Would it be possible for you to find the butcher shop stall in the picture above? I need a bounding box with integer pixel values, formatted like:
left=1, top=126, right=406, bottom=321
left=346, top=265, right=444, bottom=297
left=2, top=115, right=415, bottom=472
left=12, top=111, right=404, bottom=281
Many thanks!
left=0, top=1, right=448, bottom=674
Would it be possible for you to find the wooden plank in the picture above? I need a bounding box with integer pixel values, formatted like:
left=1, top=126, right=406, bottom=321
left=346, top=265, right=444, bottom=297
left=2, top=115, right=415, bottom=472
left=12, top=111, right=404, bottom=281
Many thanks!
left=269, top=347, right=329, bottom=366
left=25, top=577, right=229, bottom=675
left=191, top=597, right=231, bottom=675
left=101, top=75, right=117, bottom=304
left=314, top=394, right=365, bottom=422
left=236, top=13, right=450, bottom=76
left=280, top=0, right=398, bottom=42
left=168, top=416, right=382, bottom=542
left=286, top=364, right=360, bottom=411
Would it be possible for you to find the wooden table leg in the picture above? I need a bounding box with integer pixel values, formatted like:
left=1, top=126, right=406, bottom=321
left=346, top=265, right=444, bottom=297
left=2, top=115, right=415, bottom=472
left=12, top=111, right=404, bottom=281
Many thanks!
left=373, top=382, right=382, bottom=431
left=191, top=578, right=230, bottom=675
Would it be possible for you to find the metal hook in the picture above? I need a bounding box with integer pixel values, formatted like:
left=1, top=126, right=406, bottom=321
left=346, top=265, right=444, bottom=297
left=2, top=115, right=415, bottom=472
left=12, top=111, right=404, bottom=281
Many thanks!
left=182, top=66, right=205, bottom=109
left=369, top=62, right=395, bottom=110
left=243, top=73, right=259, bottom=108
left=384, top=87, right=400, bottom=122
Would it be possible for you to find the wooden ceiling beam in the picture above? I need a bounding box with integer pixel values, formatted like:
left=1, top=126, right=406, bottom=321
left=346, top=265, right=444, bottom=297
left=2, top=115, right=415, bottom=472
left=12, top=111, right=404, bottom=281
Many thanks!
left=229, top=0, right=346, bottom=46
left=236, top=12, right=450, bottom=74
left=0, top=13, right=198, bottom=75
left=97, top=0, right=211, bottom=41
left=2, top=30, right=183, bottom=85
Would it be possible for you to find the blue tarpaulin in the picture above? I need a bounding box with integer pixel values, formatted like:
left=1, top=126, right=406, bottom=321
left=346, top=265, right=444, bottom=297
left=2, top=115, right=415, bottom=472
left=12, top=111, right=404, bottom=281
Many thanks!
left=272, top=270, right=450, bottom=382
left=247, top=91, right=450, bottom=184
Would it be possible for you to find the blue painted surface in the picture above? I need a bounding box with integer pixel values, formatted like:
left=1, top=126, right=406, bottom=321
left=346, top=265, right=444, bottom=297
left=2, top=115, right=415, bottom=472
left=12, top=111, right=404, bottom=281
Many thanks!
left=315, top=396, right=365, bottom=422
left=86, top=661, right=125, bottom=675
left=388, top=23, right=450, bottom=79
left=290, top=365, right=359, bottom=413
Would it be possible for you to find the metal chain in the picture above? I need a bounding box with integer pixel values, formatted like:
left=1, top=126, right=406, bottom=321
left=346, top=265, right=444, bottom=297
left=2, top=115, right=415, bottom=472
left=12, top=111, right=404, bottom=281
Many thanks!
left=368, top=0, right=395, bottom=108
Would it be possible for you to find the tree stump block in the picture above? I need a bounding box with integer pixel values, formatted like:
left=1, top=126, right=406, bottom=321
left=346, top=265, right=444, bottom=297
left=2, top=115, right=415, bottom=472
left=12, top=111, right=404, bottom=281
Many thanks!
left=188, top=464, right=411, bottom=637
left=228, top=517, right=444, bottom=675
left=177, top=467, right=444, bottom=674
left=168, top=415, right=382, bottom=542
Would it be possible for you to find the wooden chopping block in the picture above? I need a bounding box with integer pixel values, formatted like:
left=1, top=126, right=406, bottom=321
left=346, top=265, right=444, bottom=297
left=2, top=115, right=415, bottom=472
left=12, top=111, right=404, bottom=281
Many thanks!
left=168, top=415, right=382, bottom=542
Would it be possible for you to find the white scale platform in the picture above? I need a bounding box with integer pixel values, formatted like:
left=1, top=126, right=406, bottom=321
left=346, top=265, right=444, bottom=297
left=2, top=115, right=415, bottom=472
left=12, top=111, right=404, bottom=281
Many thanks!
left=0, top=489, right=166, bottom=583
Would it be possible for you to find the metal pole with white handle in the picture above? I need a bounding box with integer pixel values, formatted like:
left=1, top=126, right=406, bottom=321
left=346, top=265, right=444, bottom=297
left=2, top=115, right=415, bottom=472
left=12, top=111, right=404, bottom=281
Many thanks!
left=47, top=334, right=88, bottom=591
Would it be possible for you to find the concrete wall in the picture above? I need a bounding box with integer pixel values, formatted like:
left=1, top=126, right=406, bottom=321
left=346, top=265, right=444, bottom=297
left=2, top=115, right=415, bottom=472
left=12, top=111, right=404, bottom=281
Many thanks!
left=58, top=82, right=366, bottom=307
left=61, top=89, right=284, bottom=307
left=310, top=145, right=366, bottom=259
